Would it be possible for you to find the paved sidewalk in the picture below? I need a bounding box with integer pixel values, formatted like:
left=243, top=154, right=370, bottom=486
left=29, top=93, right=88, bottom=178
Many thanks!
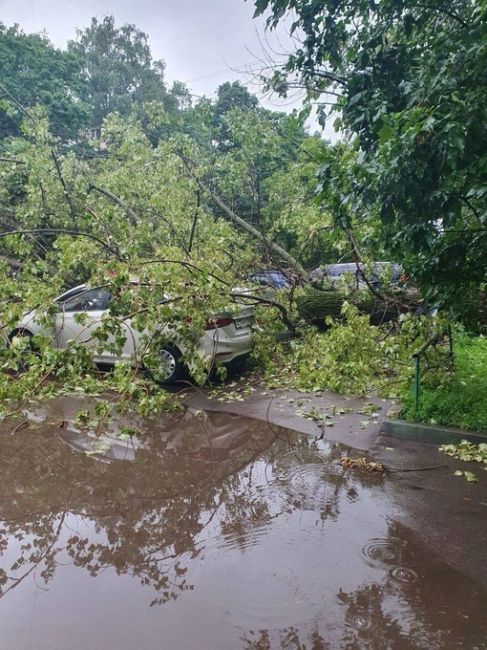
left=184, top=385, right=392, bottom=451
left=371, top=432, right=487, bottom=585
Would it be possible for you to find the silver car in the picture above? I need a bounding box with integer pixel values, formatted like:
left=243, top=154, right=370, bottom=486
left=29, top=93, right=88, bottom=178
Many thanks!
left=9, top=284, right=253, bottom=384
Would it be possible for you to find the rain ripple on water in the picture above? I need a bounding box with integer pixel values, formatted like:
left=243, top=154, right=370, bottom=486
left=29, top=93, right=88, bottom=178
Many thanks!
left=361, top=536, right=413, bottom=570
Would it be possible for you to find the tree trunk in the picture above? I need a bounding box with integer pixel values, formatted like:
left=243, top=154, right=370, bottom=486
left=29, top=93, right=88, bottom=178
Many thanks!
left=296, top=288, right=413, bottom=326
left=196, top=178, right=309, bottom=280
left=296, top=289, right=344, bottom=323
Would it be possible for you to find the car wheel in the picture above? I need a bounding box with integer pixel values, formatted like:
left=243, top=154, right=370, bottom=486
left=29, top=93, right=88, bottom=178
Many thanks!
left=229, top=353, right=250, bottom=373
left=146, top=344, right=186, bottom=385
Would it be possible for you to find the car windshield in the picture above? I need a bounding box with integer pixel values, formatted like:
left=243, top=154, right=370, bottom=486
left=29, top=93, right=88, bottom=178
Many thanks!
left=58, top=288, right=112, bottom=312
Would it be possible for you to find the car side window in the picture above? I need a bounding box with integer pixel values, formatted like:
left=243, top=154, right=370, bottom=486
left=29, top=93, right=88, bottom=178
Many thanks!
left=62, top=289, right=111, bottom=312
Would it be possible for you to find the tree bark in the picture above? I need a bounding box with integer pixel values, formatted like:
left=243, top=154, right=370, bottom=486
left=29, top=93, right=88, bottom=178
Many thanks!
left=0, top=255, right=23, bottom=269
left=196, top=177, right=309, bottom=281
left=296, top=288, right=414, bottom=326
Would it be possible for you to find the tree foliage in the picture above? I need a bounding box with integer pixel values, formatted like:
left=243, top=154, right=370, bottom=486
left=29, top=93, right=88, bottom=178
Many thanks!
left=0, top=107, right=260, bottom=411
left=0, top=84, right=332, bottom=412
left=254, top=0, right=487, bottom=318
left=0, top=24, right=90, bottom=139
left=67, top=16, right=178, bottom=130
left=0, top=12, right=436, bottom=415
left=0, top=16, right=185, bottom=142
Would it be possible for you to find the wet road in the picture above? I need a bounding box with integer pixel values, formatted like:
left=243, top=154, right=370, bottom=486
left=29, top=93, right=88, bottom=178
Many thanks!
left=0, top=410, right=486, bottom=649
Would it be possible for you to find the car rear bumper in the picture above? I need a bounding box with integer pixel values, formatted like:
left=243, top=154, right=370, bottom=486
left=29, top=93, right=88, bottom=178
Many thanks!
left=198, top=330, right=252, bottom=364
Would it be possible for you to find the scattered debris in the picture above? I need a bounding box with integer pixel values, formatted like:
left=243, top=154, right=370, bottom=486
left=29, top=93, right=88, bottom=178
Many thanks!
left=75, top=409, right=90, bottom=426
left=357, top=402, right=380, bottom=416
left=440, top=440, right=487, bottom=483
left=117, top=426, right=143, bottom=440
left=10, top=419, right=29, bottom=435
left=84, top=439, right=111, bottom=456
left=340, top=456, right=384, bottom=472
left=295, top=406, right=335, bottom=426
left=331, top=405, right=353, bottom=416
left=440, top=439, right=487, bottom=465
left=454, top=470, right=479, bottom=483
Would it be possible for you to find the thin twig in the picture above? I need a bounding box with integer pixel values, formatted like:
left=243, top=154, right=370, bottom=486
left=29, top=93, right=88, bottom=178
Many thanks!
left=0, top=228, right=125, bottom=260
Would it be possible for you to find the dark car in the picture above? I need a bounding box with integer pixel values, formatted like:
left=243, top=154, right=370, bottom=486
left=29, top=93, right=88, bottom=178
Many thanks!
left=248, top=270, right=291, bottom=290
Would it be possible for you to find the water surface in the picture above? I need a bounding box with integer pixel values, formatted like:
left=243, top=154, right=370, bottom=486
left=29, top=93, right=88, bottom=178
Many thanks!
left=0, top=409, right=485, bottom=649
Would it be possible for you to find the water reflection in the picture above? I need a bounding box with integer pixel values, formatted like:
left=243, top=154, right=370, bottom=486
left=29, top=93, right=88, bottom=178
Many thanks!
left=241, top=626, right=329, bottom=649
left=0, top=409, right=486, bottom=649
left=0, top=410, right=299, bottom=606
left=337, top=522, right=487, bottom=649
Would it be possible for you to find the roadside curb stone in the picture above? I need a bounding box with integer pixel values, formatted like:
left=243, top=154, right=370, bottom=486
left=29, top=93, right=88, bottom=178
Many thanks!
left=382, top=417, right=487, bottom=444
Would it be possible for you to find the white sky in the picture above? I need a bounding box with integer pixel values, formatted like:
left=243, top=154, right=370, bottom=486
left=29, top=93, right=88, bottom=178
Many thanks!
left=0, top=0, right=336, bottom=137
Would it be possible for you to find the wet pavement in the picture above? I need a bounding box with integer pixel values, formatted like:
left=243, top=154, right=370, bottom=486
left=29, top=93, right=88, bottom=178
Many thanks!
left=185, top=385, right=392, bottom=451
left=1, top=406, right=487, bottom=649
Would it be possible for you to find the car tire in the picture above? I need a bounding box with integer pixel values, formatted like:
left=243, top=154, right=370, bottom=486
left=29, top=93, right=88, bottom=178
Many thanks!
left=146, top=344, right=186, bottom=386
left=229, top=353, right=250, bottom=373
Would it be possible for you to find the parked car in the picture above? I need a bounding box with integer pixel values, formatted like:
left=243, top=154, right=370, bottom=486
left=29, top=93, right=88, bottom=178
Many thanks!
left=247, top=269, right=292, bottom=300
left=8, top=284, right=254, bottom=384
left=310, top=262, right=403, bottom=289
left=248, top=270, right=291, bottom=290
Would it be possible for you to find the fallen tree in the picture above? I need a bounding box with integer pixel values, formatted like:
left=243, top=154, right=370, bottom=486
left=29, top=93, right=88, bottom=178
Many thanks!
left=296, top=287, right=418, bottom=327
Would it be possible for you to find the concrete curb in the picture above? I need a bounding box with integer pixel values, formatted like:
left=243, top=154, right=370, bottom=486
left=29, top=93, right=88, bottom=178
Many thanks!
left=382, top=418, right=487, bottom=445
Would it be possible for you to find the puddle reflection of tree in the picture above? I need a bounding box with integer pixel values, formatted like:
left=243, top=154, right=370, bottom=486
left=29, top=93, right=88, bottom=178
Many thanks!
left=3, top=416, right=485, bottom=646
left=220, top=442, right=360, bottom=550
left=239, top=518, right=487, bottom=650
left=337, top=520, right=487, bottom=649
left=0, top=412, right=350, bottom=606
left=240, top=625, right=329, bottom=650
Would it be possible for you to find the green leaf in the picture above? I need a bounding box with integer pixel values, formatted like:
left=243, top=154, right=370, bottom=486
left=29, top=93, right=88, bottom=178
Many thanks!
left=378, top=122, right=393, bottom=142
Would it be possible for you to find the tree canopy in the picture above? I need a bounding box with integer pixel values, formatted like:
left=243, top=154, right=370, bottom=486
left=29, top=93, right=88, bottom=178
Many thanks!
left=0, top=16, right=184, bottom=141
left=0, top=24, right=90, bottom=139
left=0, top=9, right=484, bottom=418
left=67, top=16, right=178, bottom=130
left=254, top=0, right=487, bottom=315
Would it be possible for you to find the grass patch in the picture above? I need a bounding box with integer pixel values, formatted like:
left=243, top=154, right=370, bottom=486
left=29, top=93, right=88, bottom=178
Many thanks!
left=400, top=333, right=487, bottom=432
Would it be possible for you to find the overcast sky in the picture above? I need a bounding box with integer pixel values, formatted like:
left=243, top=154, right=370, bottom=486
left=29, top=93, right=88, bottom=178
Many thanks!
left=0, top=0, right=336, bottom=136
left=1, top=2, right=290, bottom=100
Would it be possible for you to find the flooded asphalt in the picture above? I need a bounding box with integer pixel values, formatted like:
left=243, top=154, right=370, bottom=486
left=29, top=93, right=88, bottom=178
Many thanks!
left=0, top=409, right=486, bottom=649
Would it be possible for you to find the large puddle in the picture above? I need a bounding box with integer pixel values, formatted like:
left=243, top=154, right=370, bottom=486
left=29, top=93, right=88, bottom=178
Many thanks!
left=0, top=409, right=486, bottom=649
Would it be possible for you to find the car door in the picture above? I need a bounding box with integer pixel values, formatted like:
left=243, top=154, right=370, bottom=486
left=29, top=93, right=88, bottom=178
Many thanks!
left=55, top=288, right=113, bottom=361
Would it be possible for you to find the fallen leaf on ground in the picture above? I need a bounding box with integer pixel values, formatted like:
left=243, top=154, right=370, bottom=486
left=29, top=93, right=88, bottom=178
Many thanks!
left=340, top=456, right=384, bottom=472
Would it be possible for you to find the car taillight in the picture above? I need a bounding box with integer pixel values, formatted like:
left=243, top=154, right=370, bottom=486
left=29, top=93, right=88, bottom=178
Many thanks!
left=205, top=317, right=233, bottom=330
